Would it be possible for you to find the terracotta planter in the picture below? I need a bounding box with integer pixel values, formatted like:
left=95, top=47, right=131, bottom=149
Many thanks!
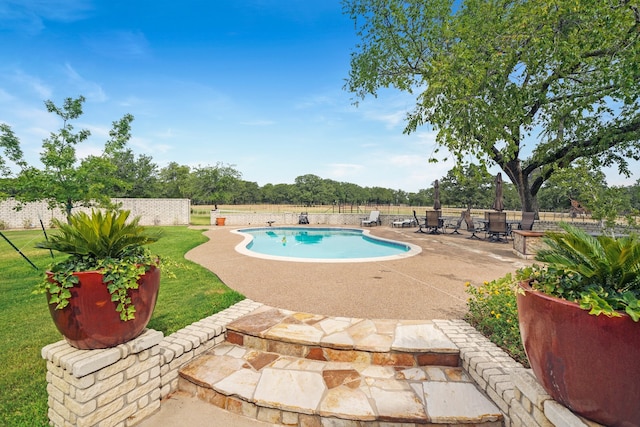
left=216, top=217, right=226, bottom=226
left=517, top=281, right=640, bottom=427
left=46, top=266, right=160, bottom=349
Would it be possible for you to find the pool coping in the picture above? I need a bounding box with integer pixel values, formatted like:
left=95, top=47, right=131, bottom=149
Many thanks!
left=231, top=226, right=422, bottom=263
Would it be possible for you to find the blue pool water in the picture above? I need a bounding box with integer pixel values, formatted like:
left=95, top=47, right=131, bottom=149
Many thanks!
left=233, top=227, right=421, bottom=262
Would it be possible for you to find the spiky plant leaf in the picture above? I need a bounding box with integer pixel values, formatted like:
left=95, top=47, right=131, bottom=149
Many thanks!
left=34, top=209, right=162, bottom=321
left=530, top=223, right=640, bottom=320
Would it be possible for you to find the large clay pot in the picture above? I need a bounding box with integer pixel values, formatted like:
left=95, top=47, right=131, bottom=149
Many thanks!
left=517, top=281, right=640, bottom=427
left=46, top=266, right=160, bottom=349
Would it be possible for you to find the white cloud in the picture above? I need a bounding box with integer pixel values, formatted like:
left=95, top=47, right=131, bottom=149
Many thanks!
left=83, top=30, right=150, bottom=59
left=152, top=129, right=176, bottom=139
left=239, top=119, right=276, bottom=126
left=64, top=63, right=107, bottom=102
left=0, top=0, right=92, bottom=34
left=326, top=162, right=364, bottom=179
left=11, top=70, right=52, bottom=98
left=295, top=93, right=336, bottom=110
left=75, top=142, right=102, bottom=159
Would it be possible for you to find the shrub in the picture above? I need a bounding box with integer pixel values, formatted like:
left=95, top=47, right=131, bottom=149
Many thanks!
left=529, top=223, right=640, bottom=321
left=465, top=274, right=528, bottom=366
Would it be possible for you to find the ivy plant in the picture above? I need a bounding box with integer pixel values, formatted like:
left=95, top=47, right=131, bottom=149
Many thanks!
left=34, top=209, right=162, bottom=321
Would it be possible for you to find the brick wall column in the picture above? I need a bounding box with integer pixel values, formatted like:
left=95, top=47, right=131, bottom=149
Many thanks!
left=42, top=330, right=164, bottom=427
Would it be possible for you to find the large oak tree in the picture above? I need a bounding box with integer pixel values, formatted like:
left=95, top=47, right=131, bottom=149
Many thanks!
left=344, top=0, right=640, bottom=212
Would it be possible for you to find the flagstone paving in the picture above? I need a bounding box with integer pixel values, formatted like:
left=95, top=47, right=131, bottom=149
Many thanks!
left=178, top=306, right=503, bottom=426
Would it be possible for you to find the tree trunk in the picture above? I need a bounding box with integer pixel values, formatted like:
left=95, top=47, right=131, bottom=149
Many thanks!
left=502, top=159, right=538, bottom=213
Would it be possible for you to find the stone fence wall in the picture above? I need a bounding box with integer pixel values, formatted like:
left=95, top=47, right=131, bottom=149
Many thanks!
left=0, top=198, right=190, bottom=229
left=212, top=211, right=634, bottom=236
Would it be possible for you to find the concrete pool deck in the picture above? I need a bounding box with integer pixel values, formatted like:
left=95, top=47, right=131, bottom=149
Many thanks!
left=185, top=224, right=532, bottom=320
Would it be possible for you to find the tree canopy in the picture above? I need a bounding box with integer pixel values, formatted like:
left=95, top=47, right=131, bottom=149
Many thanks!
left=344, top=0, right=640, bottom=212
left=0, top=96, right=133, bottom=220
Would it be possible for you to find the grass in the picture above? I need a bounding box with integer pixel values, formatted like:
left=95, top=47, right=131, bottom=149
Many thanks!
left=0, top=227, right=244, bottom=426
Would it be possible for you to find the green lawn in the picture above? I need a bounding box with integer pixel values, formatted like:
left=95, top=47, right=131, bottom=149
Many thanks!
left=0, top=227, right=244, bottom=426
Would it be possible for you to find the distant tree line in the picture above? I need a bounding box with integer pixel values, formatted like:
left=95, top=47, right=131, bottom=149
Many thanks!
left=1, top=96, right=638, bottom=226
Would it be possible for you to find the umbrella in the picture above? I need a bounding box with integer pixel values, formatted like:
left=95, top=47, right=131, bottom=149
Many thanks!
left=433, top=179, right=441, bottom=210
left=492, top=173, right=504, bottom=211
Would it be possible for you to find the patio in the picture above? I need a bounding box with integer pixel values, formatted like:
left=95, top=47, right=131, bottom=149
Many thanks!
left=185, top=224, right=532, bottom=320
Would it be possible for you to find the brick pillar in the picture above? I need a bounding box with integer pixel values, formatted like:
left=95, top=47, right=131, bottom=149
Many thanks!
left=42, top=329, right=164, bottom=427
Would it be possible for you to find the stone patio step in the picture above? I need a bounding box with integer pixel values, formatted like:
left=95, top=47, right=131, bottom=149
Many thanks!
left=225, top=306, right=461, bottom=368
left=179, top=343, right=503, bottom=426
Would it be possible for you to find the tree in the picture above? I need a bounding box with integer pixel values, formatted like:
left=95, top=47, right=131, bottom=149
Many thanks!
left=0, top=96, right=134, bottom=220
left=187, top=163, right=242, bottom=205
left=158, top=162, right=191, bottom=198
left=237, top=180, right=262, bottom=204
left=344, top=0, right=640, bottom=213
left=439, top=164, right=493, bottom=209
left=294, top=174, right=329, bottom=205
left=108, top=149, right=160, bottom=198
left=538, top=160, right=634, bottom=231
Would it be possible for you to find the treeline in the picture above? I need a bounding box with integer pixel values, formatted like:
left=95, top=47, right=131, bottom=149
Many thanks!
left=63, top=156, right=640, bottom=213
left=3, top=97, right=637, bottom=224
left=2, top=139, right=639, bottom=215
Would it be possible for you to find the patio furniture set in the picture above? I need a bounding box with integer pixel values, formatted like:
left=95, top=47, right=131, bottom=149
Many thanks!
left=366, top=209, right=535, bottom=243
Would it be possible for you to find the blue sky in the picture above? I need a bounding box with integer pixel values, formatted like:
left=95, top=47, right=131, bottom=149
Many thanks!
left=0, top=1, right=634, bottom=193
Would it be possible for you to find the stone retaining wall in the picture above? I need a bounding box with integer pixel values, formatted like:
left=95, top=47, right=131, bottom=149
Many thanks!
left=0, top=198, right=190, bottom=229
left=43, top=304, right=602, bottom=426
left=435, top=319, right=604, bottom=427
left=41, top=299, right=261, bottom=427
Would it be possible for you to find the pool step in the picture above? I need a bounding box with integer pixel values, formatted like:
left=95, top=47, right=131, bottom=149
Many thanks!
left=225, top=306, right=461, bottom=368
left=177, top=306, right=503, bottom=426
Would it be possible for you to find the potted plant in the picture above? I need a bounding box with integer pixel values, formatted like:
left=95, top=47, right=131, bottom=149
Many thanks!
left=516, top=223, right=639, bottom=427
left=34, top=209, right=163, bottom=350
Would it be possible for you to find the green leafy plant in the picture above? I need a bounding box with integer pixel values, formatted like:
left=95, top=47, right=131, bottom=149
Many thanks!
left=465, top=274, right=528, bottom=366
left=34, top=209, right=162, bottom=321
left=524, top=222, right=640, bottom=321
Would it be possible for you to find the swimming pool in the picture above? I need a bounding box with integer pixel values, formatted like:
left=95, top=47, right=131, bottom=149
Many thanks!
left=232, top=227, right=421, bottom=263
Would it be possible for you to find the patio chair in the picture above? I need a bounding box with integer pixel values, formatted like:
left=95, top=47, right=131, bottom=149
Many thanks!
left=425, top=210, right=443, bottom=234
left=298, top=212, right=309, bottom=224
left=361, top=210, right=381, bottom=227
left=519, top=212, right=535, bottom=231
left=413, top=210, right=428, bottom=233
left=486, top=211, right=508, bottom=242
left=444, top=211, right=465, bottom=234
left=463, top=210, right=484, bottom=240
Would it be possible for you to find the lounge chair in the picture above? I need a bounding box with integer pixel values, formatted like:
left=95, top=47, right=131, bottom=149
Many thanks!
left=463, top=210, right=484, bottom=240
left=392, top=218, right=415, bottom=228
left=519, top=212, right=535, bottom=231
left=361, top=210, right=381, bottom=227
